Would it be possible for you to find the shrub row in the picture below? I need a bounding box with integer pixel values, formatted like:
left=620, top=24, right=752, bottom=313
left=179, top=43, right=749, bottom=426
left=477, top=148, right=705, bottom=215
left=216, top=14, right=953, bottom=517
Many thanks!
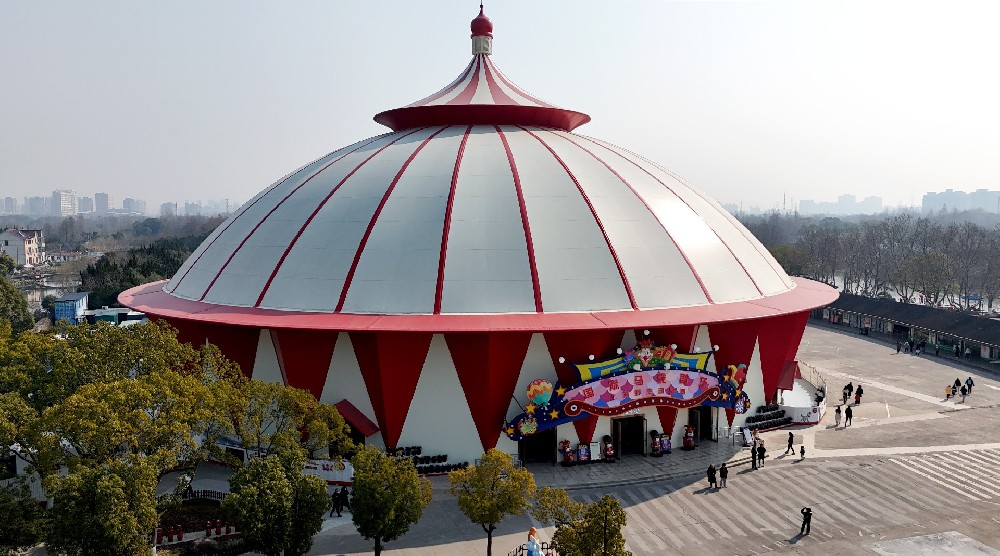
left=755, top=403, right=780, bottom=414
left=745, top=417, right=793, bottom=431
left=744, top=409, right=786, bottom=424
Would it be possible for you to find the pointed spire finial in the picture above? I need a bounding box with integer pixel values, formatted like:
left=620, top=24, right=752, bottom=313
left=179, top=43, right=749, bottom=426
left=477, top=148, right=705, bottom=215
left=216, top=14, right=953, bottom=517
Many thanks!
left=471, top=4, right=493, bottom=54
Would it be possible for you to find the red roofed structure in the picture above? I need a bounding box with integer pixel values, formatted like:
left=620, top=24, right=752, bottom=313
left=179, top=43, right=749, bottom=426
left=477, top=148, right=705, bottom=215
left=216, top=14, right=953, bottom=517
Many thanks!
left=121, top=7, right=837, bottom=464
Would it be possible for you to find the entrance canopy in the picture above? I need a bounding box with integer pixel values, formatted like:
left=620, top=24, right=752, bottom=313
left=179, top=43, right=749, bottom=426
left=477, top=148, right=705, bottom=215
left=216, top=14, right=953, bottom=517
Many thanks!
left=334, top=399, right=379, bottom=438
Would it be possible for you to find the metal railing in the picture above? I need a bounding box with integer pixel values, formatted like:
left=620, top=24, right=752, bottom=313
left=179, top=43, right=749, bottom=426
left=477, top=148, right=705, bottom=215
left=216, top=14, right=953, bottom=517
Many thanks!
left=508, top=541, right=556, bottom=556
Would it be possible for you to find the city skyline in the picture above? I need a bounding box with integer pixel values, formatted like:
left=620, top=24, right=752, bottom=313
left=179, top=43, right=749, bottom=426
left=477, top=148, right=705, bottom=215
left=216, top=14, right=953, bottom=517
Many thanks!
left=1, top=1, right=998, bottom=210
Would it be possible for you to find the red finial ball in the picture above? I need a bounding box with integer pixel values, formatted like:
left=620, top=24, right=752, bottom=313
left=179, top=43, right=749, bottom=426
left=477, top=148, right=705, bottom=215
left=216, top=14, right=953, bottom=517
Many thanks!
left=471, top=5, right=493, bottom=38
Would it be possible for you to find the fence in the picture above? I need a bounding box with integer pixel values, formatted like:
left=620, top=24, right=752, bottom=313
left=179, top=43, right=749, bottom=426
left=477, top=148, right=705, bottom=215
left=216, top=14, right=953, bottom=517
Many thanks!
left=508, top=541, right=556, bottom=556
left=178, top=489, right=229, bottom=502
left=798, top=362, right=826, bottom=398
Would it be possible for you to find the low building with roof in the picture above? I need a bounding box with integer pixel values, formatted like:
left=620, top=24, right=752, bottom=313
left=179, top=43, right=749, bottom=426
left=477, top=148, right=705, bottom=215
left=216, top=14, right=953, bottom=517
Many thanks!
left=0, top=228, right=44, bottom=266
left=53, top=292, right=89, bottom=324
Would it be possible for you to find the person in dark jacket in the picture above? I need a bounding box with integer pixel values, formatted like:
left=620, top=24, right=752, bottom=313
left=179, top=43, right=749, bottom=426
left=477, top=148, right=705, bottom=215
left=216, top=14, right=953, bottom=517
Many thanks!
left=966, top=377, right=975, bottom=394
left=707, top=465, right=717, bottom=489
left=845, top=405, right=853, bottom=426
left=854, top=385, right=864, bottom=405
left=756, top=444, right=766, bottom=468
left=719, top=463, right=728, bottom=487
left=800, top=507, right=812, bottom=535
left=751, top=441, right=758, bottom=469
left=340, top=486, right=350, bottom=512
left=785, top=431, right=794, bottom=454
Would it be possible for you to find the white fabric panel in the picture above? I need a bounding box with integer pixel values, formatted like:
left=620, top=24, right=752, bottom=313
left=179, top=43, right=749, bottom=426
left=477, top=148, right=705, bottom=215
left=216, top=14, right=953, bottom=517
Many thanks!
left=670, top=408, right=688, bottom=448
left=693, top=325, right=712, bottom=357
left=258, top=128, right=441, bottom=311
left=318, top=332, right=377, bottom=426
left=553, top=132, right=761, bottom=304
left=468, top=67, right=495, bottom=105
left=729, top=340, right=764, bottom=429
left=502, top=126, right=632, bottom=312
left=507, top=333, right=558, bottom=422
left=426, top=57, right=481, bottom=106
left=251, top=329, right=284, bottom=385
left=169, top=144, right=364, bottom=300
left=340, top=127, right=466, bottom=314
left=541, top=131, right=711, bottom=309
left=441, top=127, right=536, bottom=313
left=597, top=139, right=793, bottom=295
left=489, top=61, right=552, bottom=107
left=398, top=335, right=484, bottom=462
left=406, top=57, right=477, bottom=107
left=204, top=133, right=411, bottom=307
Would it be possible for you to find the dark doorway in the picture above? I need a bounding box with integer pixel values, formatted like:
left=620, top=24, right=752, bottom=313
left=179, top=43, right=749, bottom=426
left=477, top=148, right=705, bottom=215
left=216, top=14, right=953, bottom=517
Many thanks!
left=520, top=427, right=556, bottom=464
left=613, top=416, right=646, bottom=456
left=689, top=408, right=714, bottom=441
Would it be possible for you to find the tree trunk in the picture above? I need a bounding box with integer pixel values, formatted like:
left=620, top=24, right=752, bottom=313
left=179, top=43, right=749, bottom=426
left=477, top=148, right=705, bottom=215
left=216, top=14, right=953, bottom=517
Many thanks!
left=486, top=525, right=494, bottom=556
left=375, top=539, right=382, bottom=556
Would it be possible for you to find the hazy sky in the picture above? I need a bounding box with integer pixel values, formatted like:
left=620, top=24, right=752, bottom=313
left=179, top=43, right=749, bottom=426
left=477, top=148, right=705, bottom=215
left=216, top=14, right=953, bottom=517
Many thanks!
left=2, top=1, right=998, bottom=212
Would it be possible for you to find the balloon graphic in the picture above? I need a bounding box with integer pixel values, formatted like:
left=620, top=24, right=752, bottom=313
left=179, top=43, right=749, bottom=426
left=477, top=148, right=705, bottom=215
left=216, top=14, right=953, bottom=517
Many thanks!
left=526, top=379, right=554, bottom=406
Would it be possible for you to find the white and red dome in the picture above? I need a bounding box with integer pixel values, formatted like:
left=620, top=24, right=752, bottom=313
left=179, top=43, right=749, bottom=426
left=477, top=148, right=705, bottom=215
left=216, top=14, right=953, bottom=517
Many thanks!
left=121, top=7, right=837, bottom=462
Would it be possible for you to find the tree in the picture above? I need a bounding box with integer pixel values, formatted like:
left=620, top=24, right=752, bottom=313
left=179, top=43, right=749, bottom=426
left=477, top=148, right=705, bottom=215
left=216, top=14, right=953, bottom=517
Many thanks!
left=0, top=252, right=15, bottom=276
left=41, top=294, right=58, bottom=313
left=351, top=445, right=431, bottom=556
left=0, top=276, right=33, bottom=333
left=285, top=470, right=331, bottom=556
left=532, top=491, right=630, bottom=556
left=530, top=487, right=587, bottom=555
left=47, top=458, right=158, bottom=556
left=449, top=448, right=536, bottom=556
left=222, top=456, right=292, bottom=556
left=0, top=480, right=47, bottom=555
left=770, top=245, right=814, bottom=277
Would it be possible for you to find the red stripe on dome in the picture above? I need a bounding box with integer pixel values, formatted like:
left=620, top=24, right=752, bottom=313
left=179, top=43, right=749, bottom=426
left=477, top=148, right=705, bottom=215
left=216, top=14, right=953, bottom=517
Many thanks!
left=252, top=128, right=428, bottom=308
left=482, top=60, right=518, bottom=105
left=518, top=127, right=639, bottom=311
left=495, top=126, right=543, bottom=312
left=407, top=57, right=477, bottom=108
left=550, top=131, right=714, bottom=304
left=434, top=125, right=473, bottom=314
left=198, top=135, right=388, bottom=302
left=335, top=126, right=450, bottom=312
left=445, top=56, right=483, bottom=105
left=577, top=135, right=765, bottom=297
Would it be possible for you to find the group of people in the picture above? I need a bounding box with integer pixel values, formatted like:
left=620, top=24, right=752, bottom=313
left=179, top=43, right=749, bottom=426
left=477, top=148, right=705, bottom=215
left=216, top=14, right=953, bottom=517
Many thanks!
left=328, top=485, right=351, bottom=518
left=750, top=430, right=769, bottom=469
left=833, top=404, right=853, bottom=427
left=841, top=382, right=864, bottom=405
left=784, top=431, right=805, bottom=460
left=946, top=376, right=975, bottom=401
left=705, top=462, right=729, bottom=488
left=896, top=339, right=928, bottom=354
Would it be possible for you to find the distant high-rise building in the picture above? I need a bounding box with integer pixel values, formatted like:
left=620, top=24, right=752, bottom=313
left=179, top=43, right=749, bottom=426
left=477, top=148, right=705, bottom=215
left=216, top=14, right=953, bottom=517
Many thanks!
left=51, top=190, right=77, bottom=217
left=922, top=188, right=1000, bottom=213
left=95, top=192, right=112, bottom=214
left=798, top=195, right=882, bottom=215
left=184, top=201, right=201, bottom=216
left=78, top=197, right=94, bottom=213
left=2, top=197, right=17, bottom=215
left=160, top=202, right=177, bottom=217
left=23, top=196, right=49, bottom=217
left=122, top=198, right=146, bottom=215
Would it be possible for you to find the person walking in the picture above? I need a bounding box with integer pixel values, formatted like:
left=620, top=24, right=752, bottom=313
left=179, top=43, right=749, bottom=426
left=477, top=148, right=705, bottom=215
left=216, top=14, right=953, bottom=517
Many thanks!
left=946, top=384, right=953, bottom=399
left=845, top=405, right=853, bottom=426
left=800, top=445, right=805, bottom=460
left=330, top=489, right=341, bottom=517
left=751, top=441, right=758, bottom=469
left=896, top=340, right=902, bottom=353
left=854, top=385, right=864, bottom=405
left=966, top=377, right=975, bottom=394
left=339, top=486, right=350, bottom=513
left=955, top=344, right=961, bottom=358
left=965, top=347, right=972, bottom=358
left=785, top=431, right=795, bottom=454
left=960, top=384, right=968, bottom=402
left=757, top=444, right=766, bottom=468
left=842, top=386, right=849, bottom=404
left=719, top=463, right=728, bottom=487
left=800, top=507, right=813, bottom=535
left=707, top=464, right=717, bottom=489
left=834, top=405, right=842, bottom=427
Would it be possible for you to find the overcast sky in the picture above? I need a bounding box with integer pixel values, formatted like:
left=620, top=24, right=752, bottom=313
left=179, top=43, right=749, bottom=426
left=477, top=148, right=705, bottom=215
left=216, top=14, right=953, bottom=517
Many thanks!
left=2, top=0, right=997, bottom=213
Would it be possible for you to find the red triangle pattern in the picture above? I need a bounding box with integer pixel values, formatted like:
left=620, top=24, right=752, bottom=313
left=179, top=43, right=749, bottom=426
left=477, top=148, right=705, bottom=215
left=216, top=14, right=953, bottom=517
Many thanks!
left=271, top=329, right=339, bottom=399
left=445, top=332, right=533, bottom=452
left=542, top=330, right=628, bottom=444
left=349, top=332, right=433, bottom=450
left=757, top=311, right=810, bottom=404
left=166, top=319, right=261, bottom=380
left=707, top=320, right=761, bottom=426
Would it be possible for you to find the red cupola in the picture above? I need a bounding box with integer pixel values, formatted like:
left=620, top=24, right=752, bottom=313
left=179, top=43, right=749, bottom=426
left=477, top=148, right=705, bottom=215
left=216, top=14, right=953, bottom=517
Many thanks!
left=471, top=5, right=493, bottom=37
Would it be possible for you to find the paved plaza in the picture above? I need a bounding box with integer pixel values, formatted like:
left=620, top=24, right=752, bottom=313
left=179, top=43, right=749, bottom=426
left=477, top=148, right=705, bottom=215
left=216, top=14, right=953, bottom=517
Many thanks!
left=309, top=323, right=1000, bottom=555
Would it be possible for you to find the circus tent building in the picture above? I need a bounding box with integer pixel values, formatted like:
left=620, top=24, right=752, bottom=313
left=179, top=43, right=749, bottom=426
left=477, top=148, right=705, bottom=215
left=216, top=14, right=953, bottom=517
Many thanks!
left=121, top=7, right=837, bottom=464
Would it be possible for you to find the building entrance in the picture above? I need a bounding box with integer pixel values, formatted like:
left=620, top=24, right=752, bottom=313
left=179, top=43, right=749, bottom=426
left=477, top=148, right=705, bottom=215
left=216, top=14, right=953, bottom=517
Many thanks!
left=520, top=427, right=556, bottom=464
left=613, top=416, right=646, bottom=456
left=688, top=407, right=715, bottom=441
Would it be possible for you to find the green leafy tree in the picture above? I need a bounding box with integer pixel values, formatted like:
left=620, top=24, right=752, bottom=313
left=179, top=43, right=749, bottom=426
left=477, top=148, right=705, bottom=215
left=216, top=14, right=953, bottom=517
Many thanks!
left=531, top=486, right=587, bottom=554
left=47, top=458, right=158, bottom=556
left=0, top=276, right=32, bottom=333
left=0, top=252, right=15, bottom=276
left=222, top=456, right=293, bottom=556
left=0, top=480, right=47, bottom=555
left=351, top=445, right=432, bottom=556
left=573, top=495, right=631, bottom=556
left=41, top=294, right=58, bottom=313
left=286, top=471, right=331, bottom=556
left=449, top=448, right=536, bottom=556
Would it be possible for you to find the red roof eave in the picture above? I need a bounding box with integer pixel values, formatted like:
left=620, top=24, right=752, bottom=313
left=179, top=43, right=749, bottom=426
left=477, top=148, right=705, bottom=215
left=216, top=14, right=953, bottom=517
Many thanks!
left=120, top=278, right=839, bottom=333
left=333, top=400, right=379, bottom=438
left=373, top=105, right=591, bottom=133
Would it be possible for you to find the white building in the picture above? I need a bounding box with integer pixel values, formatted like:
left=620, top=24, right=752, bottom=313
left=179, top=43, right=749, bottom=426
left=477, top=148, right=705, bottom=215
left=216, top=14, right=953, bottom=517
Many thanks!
left=0, top=228, right=45, bottom=266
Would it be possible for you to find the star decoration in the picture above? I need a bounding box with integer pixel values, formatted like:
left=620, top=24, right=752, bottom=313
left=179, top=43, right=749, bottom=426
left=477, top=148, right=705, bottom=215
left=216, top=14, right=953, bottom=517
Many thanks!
left=556, top=386, right=566, bottom=396
left=549, top=410, right=560, bottom=419
left=506, top=427, right=515, bottom=436
left=526, top=403, right=537, bottom=413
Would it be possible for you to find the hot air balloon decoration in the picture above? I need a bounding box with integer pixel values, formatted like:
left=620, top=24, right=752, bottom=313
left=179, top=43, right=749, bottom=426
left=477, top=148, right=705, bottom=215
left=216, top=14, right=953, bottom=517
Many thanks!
left=526, top=379, right=554, bottom=407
